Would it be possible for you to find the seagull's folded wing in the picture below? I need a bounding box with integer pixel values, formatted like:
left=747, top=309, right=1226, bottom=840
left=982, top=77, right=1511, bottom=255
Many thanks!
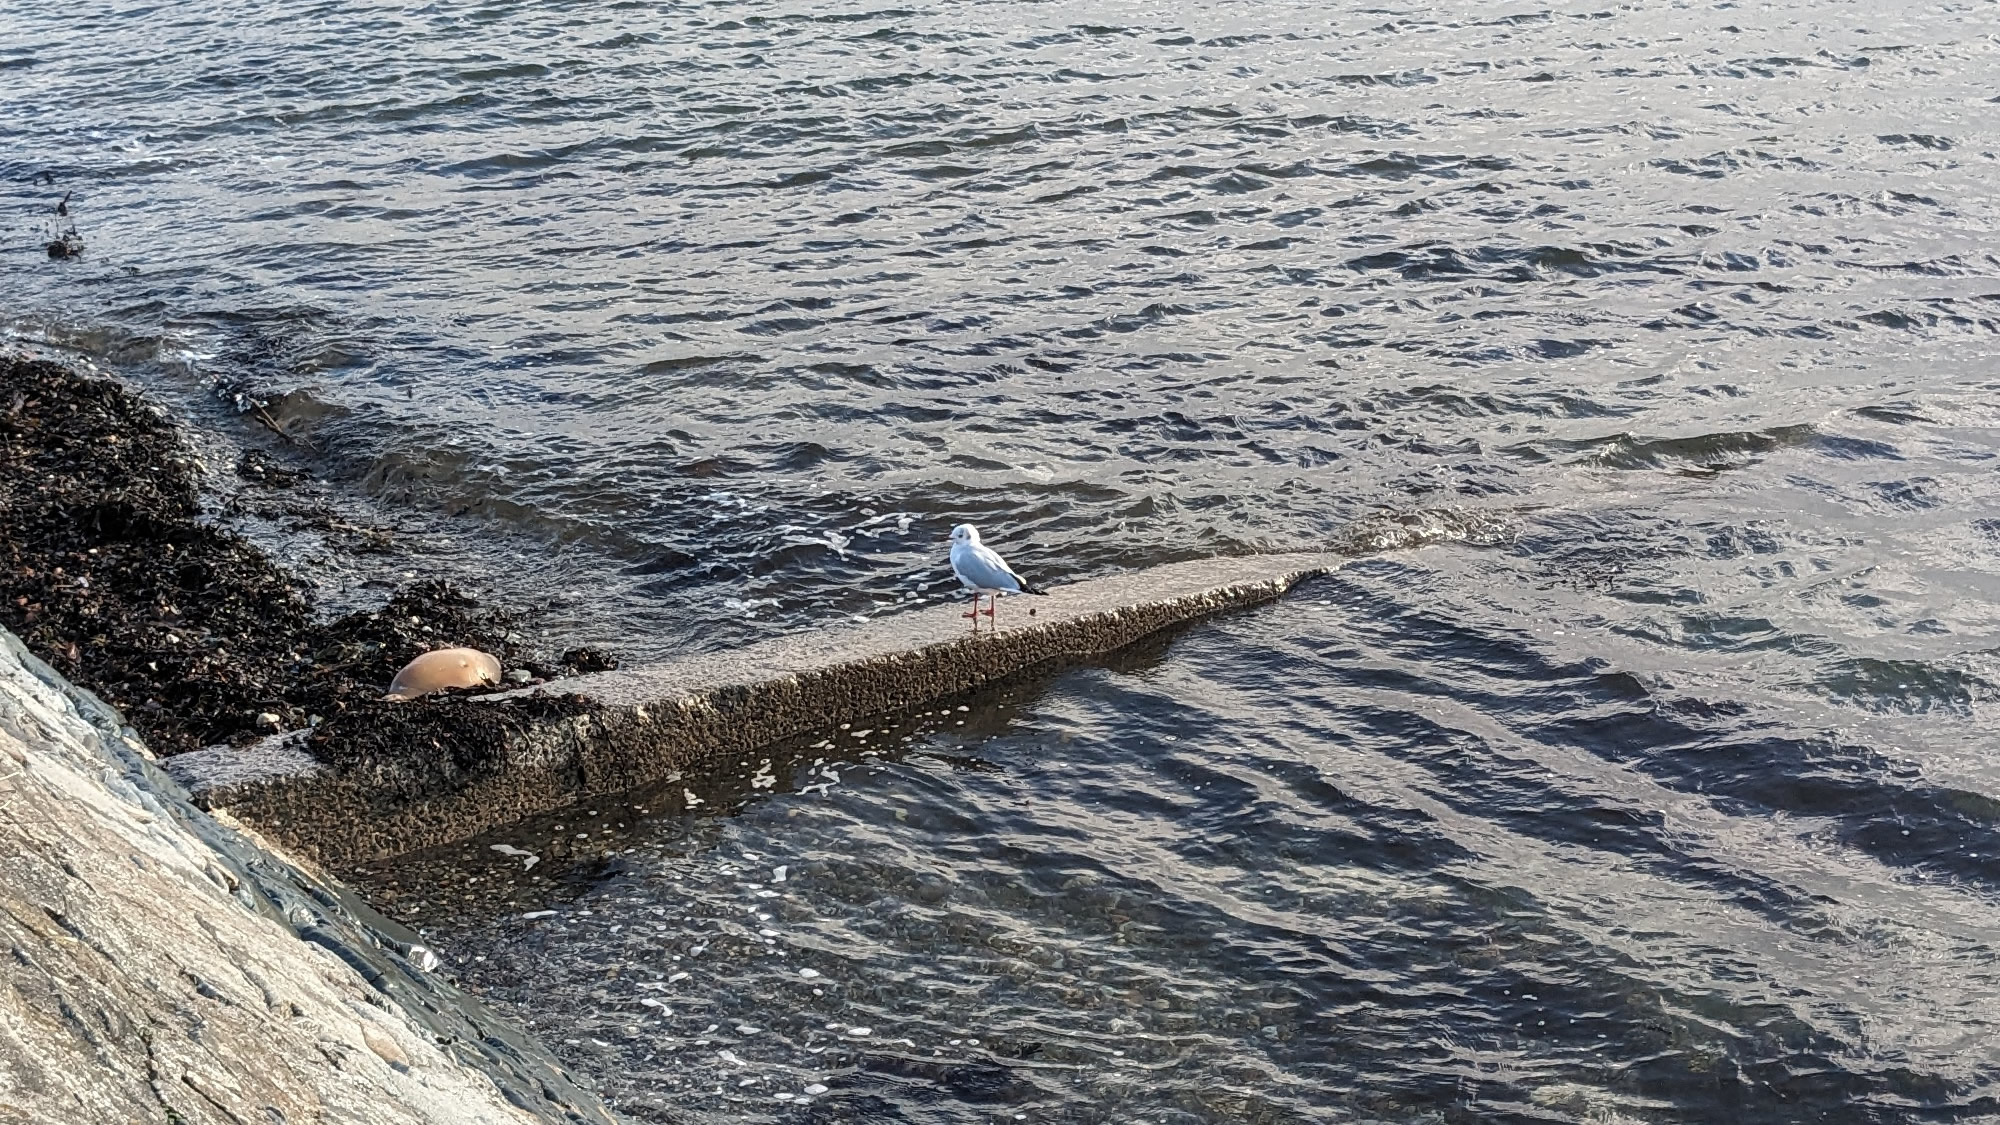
left=965, top=545, right=1024, bottom=592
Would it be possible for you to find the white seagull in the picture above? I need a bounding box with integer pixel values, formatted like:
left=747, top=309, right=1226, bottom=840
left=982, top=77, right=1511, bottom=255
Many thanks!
left=948, top=523, right=1046, bottom=627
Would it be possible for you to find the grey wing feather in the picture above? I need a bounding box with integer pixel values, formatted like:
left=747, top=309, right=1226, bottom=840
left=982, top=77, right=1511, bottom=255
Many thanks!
left=958, top=543, right=1045, bottom=594
left=951, top=544, right=1022, bottom=592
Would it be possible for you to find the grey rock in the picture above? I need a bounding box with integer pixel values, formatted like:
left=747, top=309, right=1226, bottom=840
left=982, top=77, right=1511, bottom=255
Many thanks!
left=0, top=630, right=619, bottom=1125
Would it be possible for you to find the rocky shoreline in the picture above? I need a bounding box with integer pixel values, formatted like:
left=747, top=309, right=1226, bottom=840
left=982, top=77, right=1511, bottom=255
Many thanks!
left=0, top=351, right=609, bottom=764
left=0, top=622, right=620, bottom=1124
left=0, top=350, right=1360, bottom=1123
left=3, top=351, right=1352, bottom=878
left=0, top=350, right=630, bottom=1123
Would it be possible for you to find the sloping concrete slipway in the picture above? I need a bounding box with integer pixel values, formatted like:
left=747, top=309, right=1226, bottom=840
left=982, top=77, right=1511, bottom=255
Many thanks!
left=169, top=553, right=1342, bottom=867
left=0, top=630, right=617, bottom=1125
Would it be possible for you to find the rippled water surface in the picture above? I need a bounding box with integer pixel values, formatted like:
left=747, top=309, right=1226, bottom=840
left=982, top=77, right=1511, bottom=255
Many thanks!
left=6, top=0, right=2000, bottom=1120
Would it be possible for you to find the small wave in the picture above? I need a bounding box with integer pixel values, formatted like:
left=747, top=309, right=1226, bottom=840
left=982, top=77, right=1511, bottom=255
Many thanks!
left=635, top=353, right=764, bottom=376
left=1852, top=404, right=1933, bottom=425
left=1879, top=133, right=1954, bottom=150
left=3, top=316, right=190, bottom=371
left=1546, top=425, right=1817, bottom=474
left=1333, top=70, right=1439, bottom=88
left=1795, top=656, right=1990, bottom=716
left=1331, top=507, right=1522, bottom=555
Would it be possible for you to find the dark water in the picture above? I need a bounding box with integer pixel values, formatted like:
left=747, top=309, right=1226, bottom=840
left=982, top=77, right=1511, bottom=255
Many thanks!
left=7, top=0, right=2000, bottom=1120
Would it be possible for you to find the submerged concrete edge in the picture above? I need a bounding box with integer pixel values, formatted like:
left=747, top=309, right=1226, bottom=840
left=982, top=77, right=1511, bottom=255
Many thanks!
left=167, top=552, right=1341, bottom=867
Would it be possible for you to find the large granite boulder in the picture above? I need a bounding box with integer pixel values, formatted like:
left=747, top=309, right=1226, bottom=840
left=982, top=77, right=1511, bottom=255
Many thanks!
left=0, top=629, right=618, bottom=1125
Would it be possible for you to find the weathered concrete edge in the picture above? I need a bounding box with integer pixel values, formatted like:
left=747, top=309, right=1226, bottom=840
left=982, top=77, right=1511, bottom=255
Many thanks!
left=0, top=629, right=622, bottom=1125
left=169, top=553, right=1342, bottom=867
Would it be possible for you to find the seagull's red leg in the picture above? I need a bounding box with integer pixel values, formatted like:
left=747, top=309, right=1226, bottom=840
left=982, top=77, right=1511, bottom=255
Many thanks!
left=983, top=593, right=997, bottom=621
left=964, top=592, right=979, bottom=624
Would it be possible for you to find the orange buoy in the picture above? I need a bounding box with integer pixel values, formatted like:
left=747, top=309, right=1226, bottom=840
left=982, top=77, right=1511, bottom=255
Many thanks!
left=385, top=647, right=502, bottom=701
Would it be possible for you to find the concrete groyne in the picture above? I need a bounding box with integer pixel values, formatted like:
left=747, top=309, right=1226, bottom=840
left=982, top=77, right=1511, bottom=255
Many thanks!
left=167, top=552, right=1342, bottom=867
left=0, top=630, right=617, bottom=1125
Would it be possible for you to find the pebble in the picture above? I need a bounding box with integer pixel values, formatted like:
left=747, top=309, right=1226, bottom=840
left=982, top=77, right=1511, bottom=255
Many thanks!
left=489, top=843, right=535, bottom=860
left=360, top=1024, right=409, bottom=1067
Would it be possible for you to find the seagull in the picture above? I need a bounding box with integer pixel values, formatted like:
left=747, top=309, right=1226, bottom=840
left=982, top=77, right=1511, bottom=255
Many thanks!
left=948, top=523, right=1046, bottom=628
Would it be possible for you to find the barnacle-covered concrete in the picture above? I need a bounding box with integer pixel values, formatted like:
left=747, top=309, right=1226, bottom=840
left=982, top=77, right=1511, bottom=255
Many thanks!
left=168, top=552, right=1341, bottom=867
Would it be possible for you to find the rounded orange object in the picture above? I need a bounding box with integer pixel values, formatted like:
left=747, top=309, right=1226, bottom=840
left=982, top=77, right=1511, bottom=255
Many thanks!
left=384, top=647, right=503, bottom=700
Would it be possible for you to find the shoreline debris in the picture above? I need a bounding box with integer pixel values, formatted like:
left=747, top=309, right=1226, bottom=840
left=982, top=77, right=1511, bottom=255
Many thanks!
left=0, top=354, right=606, bottom=756
left=44, top=186, right=83, bottom=260
left=385, top=646, right=504, bottom=700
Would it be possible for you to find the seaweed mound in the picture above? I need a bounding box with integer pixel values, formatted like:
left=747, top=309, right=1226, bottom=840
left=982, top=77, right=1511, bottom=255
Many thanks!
left=0, top=354, right=578, bottom=757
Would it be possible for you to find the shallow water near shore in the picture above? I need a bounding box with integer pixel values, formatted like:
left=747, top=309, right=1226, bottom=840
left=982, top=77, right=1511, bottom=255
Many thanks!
left=6, top=0, right=2000, bottom=1120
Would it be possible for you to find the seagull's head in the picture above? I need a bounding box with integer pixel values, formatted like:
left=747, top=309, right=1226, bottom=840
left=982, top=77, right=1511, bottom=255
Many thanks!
left=948, top=523, right=980, bottom=546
